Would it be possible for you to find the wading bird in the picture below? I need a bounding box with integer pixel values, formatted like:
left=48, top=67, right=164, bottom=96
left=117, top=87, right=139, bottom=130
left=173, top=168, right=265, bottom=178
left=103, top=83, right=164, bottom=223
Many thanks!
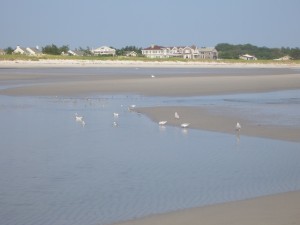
left=75, top=113, right=83, bottom=122
left=159, top=121, right=167, bottom=125
left=235, top=122, right=241, bottom=132
left=181, top=123, right=190, bottom=128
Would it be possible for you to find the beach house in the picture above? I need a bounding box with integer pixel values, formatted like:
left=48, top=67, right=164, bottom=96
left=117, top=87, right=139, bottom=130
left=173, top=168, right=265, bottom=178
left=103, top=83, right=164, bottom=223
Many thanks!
left=92, top=46, right=116, bottom=56
left=239, top=54, right=257, bottom=60
left=274, top=55, right=293, bottom=61
left=197, top=47, right=219, bottom=59
left=67, top=50, right=85, bottom=56
left=141, top=45, right=168, bottom=58
left=125, top=51, right=138, bottom=57
left=142, top=45, right=218, bottom=59
left=0, top=49, right=5, bottom=55
left=13, top=46, right=42, bottom=56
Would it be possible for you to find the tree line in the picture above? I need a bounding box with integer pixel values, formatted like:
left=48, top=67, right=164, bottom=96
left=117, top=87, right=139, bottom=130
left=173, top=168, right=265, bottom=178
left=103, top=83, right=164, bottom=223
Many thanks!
left=216, top=43, right=300, bottom=60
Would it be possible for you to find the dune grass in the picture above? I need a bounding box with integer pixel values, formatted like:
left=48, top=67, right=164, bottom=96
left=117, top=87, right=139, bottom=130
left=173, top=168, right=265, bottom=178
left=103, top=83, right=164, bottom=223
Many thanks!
left=1, top=54, right=299, bottom=65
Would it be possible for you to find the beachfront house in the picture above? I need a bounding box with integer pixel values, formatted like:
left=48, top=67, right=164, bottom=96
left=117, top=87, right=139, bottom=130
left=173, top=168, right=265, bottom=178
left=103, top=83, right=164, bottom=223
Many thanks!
left=13, top=46, right=42, bottom=56
left=0, top=49, right=5, bottom=55
left=26, top=46, right=42, bottom=56
left=92, top=46, right=116, bottom=56
left=197, top=47, right=219, bottom=60
left=67, top=50, right=85, bottom=56
left=141, top=45, right=169, bottom=58
left=142, top=45, right=218, bottom=59
left=182, top=46, right=197, bottom=59
left=13, top=46, right=28, bottom=55
left=274, top=55, right=293, bottom=61
left=125, top=51, right=138, bottom=57
left=239, top=54, right=257, bottom=60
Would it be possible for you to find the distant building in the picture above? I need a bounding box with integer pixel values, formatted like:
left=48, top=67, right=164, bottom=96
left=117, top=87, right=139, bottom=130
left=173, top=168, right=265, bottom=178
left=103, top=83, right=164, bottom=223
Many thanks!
left=239, top=54, right=257, bottom=60
left=92, top=46, right=116, bottom=56
left=27, top=46, right=42, bottom=56
left=125, top=51, right=138, bottom=57
left=13, top=46, right=42, bottom=56
left=197, top=47, right=219, bottom=60
left=274, top=55, right=293, bottom=61
left=142, top=45, right=167, bottom=58
left=142, top=44, right=218, bottom=59
left=13, top=46, right=28, bottom=55
left=67, top=50, right=85, bottom=56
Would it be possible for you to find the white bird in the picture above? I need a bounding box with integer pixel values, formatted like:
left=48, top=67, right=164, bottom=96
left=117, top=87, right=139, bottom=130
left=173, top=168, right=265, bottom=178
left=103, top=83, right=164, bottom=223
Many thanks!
left=113, top=112, right=119, bottom=118
left=175, top=112, right=180, bottom=119
left=159, top=121, right=167, bottom=125
left=75, top=113, right=84, bottom=122
left=128, top=104, right=136, bottom=111
left=235, top=122, right=241, bottom=132
left=181, top=123, right=190, bottom=128
left=151, top=74, right=155, bottom=78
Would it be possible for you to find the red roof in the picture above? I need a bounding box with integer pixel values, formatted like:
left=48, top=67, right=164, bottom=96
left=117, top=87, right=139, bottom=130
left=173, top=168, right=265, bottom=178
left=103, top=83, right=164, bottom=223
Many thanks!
left=143, top=45, right=165, bottom=50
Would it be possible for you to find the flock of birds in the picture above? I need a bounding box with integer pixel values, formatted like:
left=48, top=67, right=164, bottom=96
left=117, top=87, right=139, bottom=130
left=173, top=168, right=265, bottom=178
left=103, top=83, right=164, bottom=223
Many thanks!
left=153, top=74, right=242, bottom=133
left=72, top=73, right=242, bottom=135
left=74, top=99, right=242, bottom=135
left=158, top=111, right=190, bottom=129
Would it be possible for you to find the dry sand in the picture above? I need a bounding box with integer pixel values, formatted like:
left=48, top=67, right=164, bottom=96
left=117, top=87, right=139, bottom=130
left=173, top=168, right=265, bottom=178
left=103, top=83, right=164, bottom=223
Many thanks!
left=1, top=60, right=300, bottom=225
left=1, top=59, right=300, bottom=68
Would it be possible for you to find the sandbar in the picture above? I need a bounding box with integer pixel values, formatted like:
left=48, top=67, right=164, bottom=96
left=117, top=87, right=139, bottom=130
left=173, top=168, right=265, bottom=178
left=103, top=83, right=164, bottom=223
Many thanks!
left=112, top=191, right=300, bottom=225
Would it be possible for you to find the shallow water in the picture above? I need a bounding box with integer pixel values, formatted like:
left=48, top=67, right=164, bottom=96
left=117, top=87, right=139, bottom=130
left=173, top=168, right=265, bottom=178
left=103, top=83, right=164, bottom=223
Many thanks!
left=1, top=91, right=300, bottom=225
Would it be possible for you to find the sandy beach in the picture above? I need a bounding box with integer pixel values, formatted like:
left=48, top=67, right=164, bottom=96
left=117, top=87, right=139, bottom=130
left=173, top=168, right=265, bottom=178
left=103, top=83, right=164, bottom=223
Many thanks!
left=1, top=60, right=300, bottom=225
left=1, top=59, right=300, bottom=69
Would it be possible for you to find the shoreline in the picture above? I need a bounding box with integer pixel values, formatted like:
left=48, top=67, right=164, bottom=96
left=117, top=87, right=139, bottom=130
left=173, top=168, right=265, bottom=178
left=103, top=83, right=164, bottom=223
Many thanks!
left=1, top=59, right=300, bottom=69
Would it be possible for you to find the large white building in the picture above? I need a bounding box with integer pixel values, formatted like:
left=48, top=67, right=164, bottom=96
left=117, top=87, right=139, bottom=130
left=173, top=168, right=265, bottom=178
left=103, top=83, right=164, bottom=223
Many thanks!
left=92, top=46, right=116, bottom=56
left=142, top=45, right=218, bottom=59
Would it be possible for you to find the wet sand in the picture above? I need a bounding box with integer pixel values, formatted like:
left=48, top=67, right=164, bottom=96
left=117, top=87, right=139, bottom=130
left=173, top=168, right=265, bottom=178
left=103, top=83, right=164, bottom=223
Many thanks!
left=112, top=191, right=300, bottom=225
left=135, top=106, right=300, bottom=143
left=1, top=61, right=300, bottom=225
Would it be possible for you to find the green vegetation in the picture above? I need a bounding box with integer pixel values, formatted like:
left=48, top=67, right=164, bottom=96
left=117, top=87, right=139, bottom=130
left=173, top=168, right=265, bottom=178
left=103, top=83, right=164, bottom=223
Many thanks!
left=42, top=44, right=69, bottom=55
left=4, top=47, right=14, bottom=54
left=115, top=46, right=142, bottom=56
left=216, top=43, right=300, bottom=60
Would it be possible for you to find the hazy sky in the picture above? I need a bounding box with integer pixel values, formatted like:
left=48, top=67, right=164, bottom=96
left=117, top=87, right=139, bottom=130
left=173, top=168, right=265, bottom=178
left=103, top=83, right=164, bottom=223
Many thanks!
left=1, top=0, right=300, bottom=49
